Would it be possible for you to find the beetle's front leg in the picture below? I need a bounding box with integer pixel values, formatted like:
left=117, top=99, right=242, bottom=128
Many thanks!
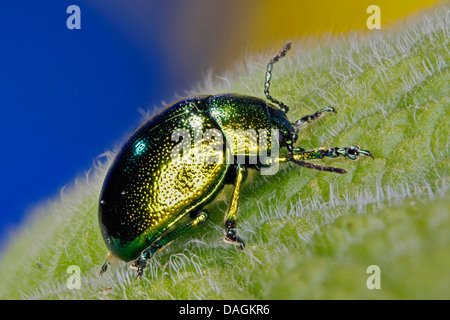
left=272, top=144, right=373, bottom=174
left=224, top=164, right=247, bottom=250
left=293, top=145, right=374, bottom=161
left=292, top=107, right=336, bottom=130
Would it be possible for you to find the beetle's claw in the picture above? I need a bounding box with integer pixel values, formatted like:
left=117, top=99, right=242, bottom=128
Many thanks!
left=235, top=237, right=246, bottom=250
left=136, top=268, right=144, bottom=279
left=224, top=237, right=246, bottom=250
left=347, top=146, right=374, bottom=160
left=224, top=228, right=246, bottom=250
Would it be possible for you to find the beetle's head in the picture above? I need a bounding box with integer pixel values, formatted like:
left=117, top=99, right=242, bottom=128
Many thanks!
left=268, top=105, right=297, bottom=148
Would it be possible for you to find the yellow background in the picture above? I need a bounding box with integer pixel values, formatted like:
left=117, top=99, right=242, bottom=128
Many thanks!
left=87, top=0, right=445, bottom=91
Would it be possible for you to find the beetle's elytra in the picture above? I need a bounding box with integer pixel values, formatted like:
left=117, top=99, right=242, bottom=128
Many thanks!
left=98, top=42, right=373, bottom=277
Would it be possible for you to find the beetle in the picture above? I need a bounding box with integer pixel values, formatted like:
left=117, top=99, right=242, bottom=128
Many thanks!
left=98, top=42, right=373, bottom=277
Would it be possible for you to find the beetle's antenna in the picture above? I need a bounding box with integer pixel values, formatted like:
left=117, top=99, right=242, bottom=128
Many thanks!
left=264, top=41, right=292, bottom=113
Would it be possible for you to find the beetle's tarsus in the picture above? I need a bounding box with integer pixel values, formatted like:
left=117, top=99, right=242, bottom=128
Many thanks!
left=99, top=261, right=108, bottom=276
left=325, top=146, right=374, bottom=160
left=224, top=227, right=246, bottom=250
left=289, top=145, right=374, bottom=162
left=131, top=245, right=157, bottom=278
left=131, top=256, right=147, bottom=279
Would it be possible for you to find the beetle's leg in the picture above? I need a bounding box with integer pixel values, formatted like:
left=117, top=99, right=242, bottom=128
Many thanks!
left=224, top=164, right=247, bottom=250
left=292, top=145, right=374, bottom=161
left=292, top=107, right=336, bottom=131
left=131, top=211, right=208, bottom=278
left=271, top=145, right=373, bottom=174
left=264, top=42, right=292, bottom=113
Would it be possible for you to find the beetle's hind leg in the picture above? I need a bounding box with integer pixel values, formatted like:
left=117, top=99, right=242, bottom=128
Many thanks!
left=131, top=211, right=209, bottom=278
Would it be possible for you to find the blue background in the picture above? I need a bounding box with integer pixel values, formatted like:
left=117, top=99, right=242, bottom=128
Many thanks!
left=0, top=0, right=437, bottom=251
left=0, top=2, right=194, bottom=241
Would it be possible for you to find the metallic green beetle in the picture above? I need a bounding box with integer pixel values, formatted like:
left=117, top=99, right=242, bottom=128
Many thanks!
left=98, top=42, right=373, bottom=277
